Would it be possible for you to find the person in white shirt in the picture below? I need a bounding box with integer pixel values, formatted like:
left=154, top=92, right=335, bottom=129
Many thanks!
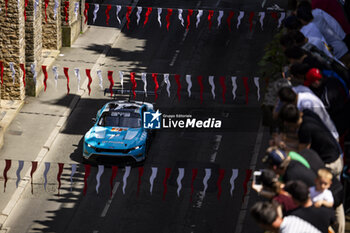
left=309, top=168, right=334, bottom=208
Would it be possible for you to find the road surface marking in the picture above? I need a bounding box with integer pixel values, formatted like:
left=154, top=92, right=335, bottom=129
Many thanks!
left=100, top=182, right=120, bottom=217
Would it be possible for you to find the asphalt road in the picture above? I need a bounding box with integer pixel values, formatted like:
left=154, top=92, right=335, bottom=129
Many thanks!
left=1, top=0, right=286, bottom=232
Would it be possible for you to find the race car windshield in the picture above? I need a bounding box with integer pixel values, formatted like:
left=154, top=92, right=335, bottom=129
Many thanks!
left=98, top=111, right=141, bottom=128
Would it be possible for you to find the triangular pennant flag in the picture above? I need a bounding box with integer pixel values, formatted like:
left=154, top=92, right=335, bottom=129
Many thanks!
left=186, top=75, right=192, bottom=97
left=230, top=169, right=239, bottom=196
left=197, top=76, right=204, bottom=104
left=202, top=168, right=211, bottom=197
left=43, top=162, right=50, bottom=191
left=178, top=9, right=184, bottom=27
left=52, top=66, right=58, bottom=89
left=57, top=163, right=64, bottom=195
left=93, top=3, right=99, bottom=24
left=126, top=6, right=132, bottom=29
left=31, top=63, right=37, bottom=85
left=196, top=10, right=203, bottom=28
left=83, top=164, right=91, bottom=196
left=137, top=167, right=144, bottom=196
left=108, top=71, right=114, bottom=97
left=258, top=12, right=265, bottom=30
left=176, top=168, right=185, bottom=197
left=186, top=9, right=193, bottom=29
left=242, top=77, right=249, bottom=105
left=249, top=12, right=255, bottom=31
left=9, top=62, right=15, bottom=84
left=164, top=74, right=171, bottom=97
left=119, top=71, right=124, bottom=94
left=122, top=166, right=131, bottom=194
left=95, top=165, right=104, bottom=194
left=141, top=73, right=147, bottom=97
left=97, top=70, right=103, bottom=90
left=105, top=4, right=112, bottom=26
left=254, top=77, right=260, bottom=101
left=157, top=8, right=162, bottom=27
left=190, top=168, right=198, bottom=202
left=63, top=67, right=70, bottom=94
left=208, top=10, right=214, bottom=30
left=231, top=76, right=237, bottom=100
left=166, top=8, right=173, bottom=31
left=64, top=1, right=69, bottom=23
left=24, top=0, right=29, bottom=20
left=30, top=161, right=38, bottom=194
left=20, top=64, right=26, bottom=87
left=242, top=169, right=252, bottom=202
left=278, top=12, right=286, bottom=28
left=217, top=10, right=224, bottom=27
left=152, top=73, right=159, bottom=101
left=208, top=76, right=215, bottom=99
left=216, top=169, right=225, bottom=200
left=162, top=168, right=172, bottom=200
left=86, top=69, right=92, bottom=95
left=70, top=164, right=77, bottom=192
left=219, top=76, right=227, bottom=103
left=226, top=11, right=234, bottom=31
left=3, top=160, right=11, bottom=192
left=16, top=160, right=24, bottom=188
left=144, top=7, right=152, bottom=26
left=42, top=65, right=48, bottom=91
left=149, top=167, right=158, bottom=195
left=110, top=166, right=118, bottom=198
left=74, top=68, right=81, bottom=91
left=237, top=11, right=244, bottom=29
left=44, top=0, right=49, bottom=23
left=174, top=74, right=181, bottom=101
left=116, top=5, right=122, bottom=25
left=84, top=3, right=89, bottom=24
left=130, top=72, right=137, bottom=99
left=136, top=7, right=142, bottom=25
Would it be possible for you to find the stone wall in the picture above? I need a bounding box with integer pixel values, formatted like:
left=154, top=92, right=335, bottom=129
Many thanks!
left=61, top=0, right=82, bottom=47
left=0, top=0, right=26, bottom=100
left=42, top=0, right=62, bottom=50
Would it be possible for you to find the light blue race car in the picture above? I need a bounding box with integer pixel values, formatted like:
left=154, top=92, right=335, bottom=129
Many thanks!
left=83, top=100, right=154, bottom=164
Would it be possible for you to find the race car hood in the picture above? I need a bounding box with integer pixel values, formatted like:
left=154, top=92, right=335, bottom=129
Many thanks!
left=84, top=126, right=145, bottom=149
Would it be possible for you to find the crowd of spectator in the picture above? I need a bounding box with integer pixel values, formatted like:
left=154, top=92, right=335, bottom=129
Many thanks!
left=251, top=0, right=350, bottom=232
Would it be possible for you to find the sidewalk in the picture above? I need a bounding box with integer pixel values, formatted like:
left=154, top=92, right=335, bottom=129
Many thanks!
left=0, top=25, right=121, bottom=229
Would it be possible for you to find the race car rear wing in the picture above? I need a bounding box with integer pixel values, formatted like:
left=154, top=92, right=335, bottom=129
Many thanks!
left=104, top=88, right=158, bottom=104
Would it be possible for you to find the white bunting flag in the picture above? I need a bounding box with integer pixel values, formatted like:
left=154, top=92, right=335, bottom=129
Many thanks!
left=17, top=0, right=20, bottom=9
left=53, top=0, right=59, bottom=19
left=178, top=9, right=184, bottom=27
left=196, top=10, right=203, bottom=28
left=186, top=75, right=192, bottom=97
left=95, top=165, right=104, bottom=194
left=116, top=5, right=122, bottom=25
left=119, top=71, right=124, bottom=94
left=16, top=160, right=24, bottom=188
left=141, top=73, right=147, bottom=97
left=52, top=66, right=58, bottom=88
left=229, top=169, right=239, bottom=196
left=217, top=10, right=224, bottom=27
left=74, top=2, right=79, bottom=20
left=74, top=68, right=81, bottom=91
left=9, top=62, right=15, bottom=84
left=149, top=167, right=158, bottom=195
left=231, top=76, right=237, bottom=100
left=237, top=11, right=244, bottom=29
left=97, top=70, right=103, bottom=90
left=31, top=63, right=37, bottom=85
left=43, top=162, right=50, bottom=191
left=70, top=164, right=77, bottom=191
left=93, top=4, right=99, bottom=24
left=163, top=73, right=171, bottom=97
left=258, top=12, right=265, bottom=30
left=122, top=166, right=131, bottom=194
left=208, top=76, right=215, bottom=99
left=176, top=168, right=185, bottom=197
left=254, top=77, right=260, bottom=101
left=34, top=0, right=39, bottom=17
left=136, top=7, right=142, bottom=25
left=278, top=12, right=286, bottom=28
left=157, top=8, right=162, bottom=27
left=202, top=168, right=211, bottom=195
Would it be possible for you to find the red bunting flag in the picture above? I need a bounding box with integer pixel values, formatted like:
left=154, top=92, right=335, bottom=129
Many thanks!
left=208, top=10, right=214, bottom=30
left=186, top=9, right=193, bottom=29
left=84, top=3, right=89, bottom=24
left=57, top=163, right=64, bottom=195
left=64, top=1, right=69, bottom=23
left=0, top=61, right=3, bottom=86
left=5, top=0, right=8, bottom=16
left=249, top=12, right=255, bottom=31
left=217, top=169, right=225, bottom=200
left=3, top=159, right=11, bottom=192
left=30, top=161, right=38, bottom=194
left=42, top=65, right=48, bottom=91
left=85, top=69, right=92, bottom=95
left=242, top=169, right=252, bottom=202
left=126, top=6, right=132, bottom=29
left=162, top=168, right=172, bottom=200
left=24, top=0, right=28, bottom=21
left=20, top=64, right=26, bottom=87
left=197, top=75, right=204, bottom=104
left=105, top=4, right=112, bottom=26
left=166, top=8, right=173, bottom=31
left=152, top=73, right=159, bottom=101
left=242, top=77, right=249, bottom=105
left=174, top=74, right=181, bottom=101
left=137, top=167, right=144, bottom=197
left=107, top=71, right=114, bottom=97
left=109, top=166, right=118, bottom=198
left=130, top=72, right=137, bottom=99
left=226, top=11, right=234, bottom=31
left=63, top=67, right=70, bottom=94
left=190, top=168, right=198, bottom=202
left=270, top=12, right=278, bottom=21
left=219, top=76, right=227, bottom=103
left=44, top=0, right=49, bottom=23
left=144, top=7, right=152, bottom=26
left=83, top=164, right=91, bottom=196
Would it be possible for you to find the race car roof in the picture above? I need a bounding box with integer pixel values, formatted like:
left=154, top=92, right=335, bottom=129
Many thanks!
left=102, top=101, right=153, bottom=113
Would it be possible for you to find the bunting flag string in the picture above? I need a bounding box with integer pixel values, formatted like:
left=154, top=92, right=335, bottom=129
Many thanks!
left=97, top=70, right=103, bottom=90
left=258, top=12, right=265, bottom=30
left=174, top=74, right=181, bottom=101
left=93, top=4, right=99, bottom=24
left=122, top=166, right=131, bottom=194
left=186, top=75, right=192, bottom=97
left=196, top=9, right=203, bottom=28
left=119, top=71, right=124, bottom=93
left=95, top=165, right=104, bottom=194
left=178, top=9, right=184, bottom=27
left=219, top=76, right=227, bottom=103
left=110, top=166, right=118, bottom=198
left=149, top=167, right=158, bottom=195
left=20, top=63, right=26, bottom=87
left=64, top=1, right=69, bottom=23
left=217, top=169, right=225, bottom=200
left=141, top=73, right=147, bottom=97
left=53, top=0, right=59, bottom=20
left=9, top=62, right=15, bottom=84
left=162, top=168, right=172, bottom=200
left=229, top=169, right=239, bottom=196
left=42, top=65, right=48, bottom=91
left=176, top=168, right=184, bottom=197
left=157, top=8, right=162, bottom=27
left=137, top=167, right=144, bottom=196
left=202, top=168, right=211, bottom=197
left=152, top=73, right=159, bottom=101
left=44, top=0, right=49, bottom=23
left=83, top=164, right=91, bottom=196
left=164, top=73, right=170, bottom=97
left=236, top=11, right=244, bottom=29
left=24, top=0, right=28, bottom=20
left=116, top=5, right=122, bottom=25
left=107, top=71, right=114, bottom=97
left=226, top=11, right=234, bottom=31
left=217, top=10, right=224, bottom=27
left=249, top=12, right=255, bottom=31
left=197, top=75, right=204, bottom=104
left=43, top=162, right=50, bottom=191
left=70, top=164, right=77, bottom=191
left=130, top=72, right=137, bottom=99
left=136, top=7, right=142, bottom=25
left=208, top=75, right=215, bottom=99
left=126, top=6, right=132, bottom=29
left=105, top=4, right=112, bottom=26
left=57, top=163, right=64, bottom=195
left=52, top=66, right=58, bottom=89
left=3, top=159, right=11, bottom=192
left=231, top=76, right=237, bottom=100
left=208, top=10, right=214, bottom=30
left=15, top=160, right=24, bottom=188
left=86, top=69, right=92, bottom=95
left=166, top=8, right=173, bottom=31
left=84, top=3, right=89, bottom=24
left=143, top=7, right=152, bottom=26
left=186, top=9, right=193, bottom=30
left=242, top=169, right=252, bottom=202
left=0, top=61, right=3, bottom=86
left=74, top=68, right=81, bottom=92
left=30, top=161, right=38, bottom=194
left=254, top=77, right=260, bottom=101
left=190, top=168, right=198, bottom=202
left=63, top=67, right=70, bottom=94
left=31, top=63, right=37, bottom=85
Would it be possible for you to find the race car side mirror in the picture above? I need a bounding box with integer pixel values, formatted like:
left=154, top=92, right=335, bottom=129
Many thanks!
left=92, top=118, right=96, bottom=123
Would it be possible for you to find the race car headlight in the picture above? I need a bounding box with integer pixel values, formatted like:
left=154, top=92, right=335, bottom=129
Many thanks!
left=131, top=145, right=143, bottom=150
left=86, top=143, right=96, bottom=150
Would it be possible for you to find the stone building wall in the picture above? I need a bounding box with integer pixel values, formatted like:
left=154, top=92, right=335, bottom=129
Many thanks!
left=42, top=0, right=62, bottom=50
left=0, top=0, right=26, bottom=100
left=61, top=0, right=82, bottom=46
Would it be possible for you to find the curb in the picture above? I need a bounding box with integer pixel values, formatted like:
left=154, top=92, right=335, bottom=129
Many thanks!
left=0, top=0, right=139, bottom=229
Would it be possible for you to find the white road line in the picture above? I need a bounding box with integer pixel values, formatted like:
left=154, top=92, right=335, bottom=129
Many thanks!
left=100, top=182, right=120, bottom=217
left=234, top=121, right=264, bottom=233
